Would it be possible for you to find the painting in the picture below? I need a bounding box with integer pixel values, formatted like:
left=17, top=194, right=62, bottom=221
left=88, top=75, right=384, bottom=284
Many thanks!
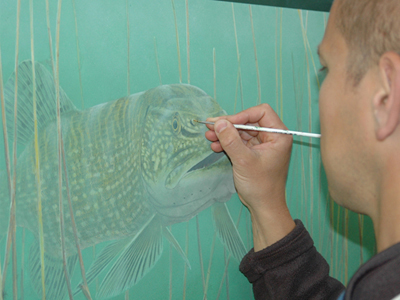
left=0, top=0, right=374, bottom=299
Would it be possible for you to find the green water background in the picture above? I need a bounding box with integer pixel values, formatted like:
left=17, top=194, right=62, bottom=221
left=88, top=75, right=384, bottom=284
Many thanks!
left=0, top=0, right=375, bottom=299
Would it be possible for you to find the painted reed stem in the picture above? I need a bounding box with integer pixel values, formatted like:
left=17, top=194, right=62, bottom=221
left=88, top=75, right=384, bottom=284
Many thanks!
left=334, top=206, right=341, bottom=279
left=169, top=229, right=173, bottom=300
left=298, top=10, right=314, bottom=235
left=216, top=205, right=244, bottom=299
left=71, top=0, right=85, bottom=109
left=44, top=3, right=73, bottom=299
left=233, top=55, right=241, bottom=114
left=44, top=1, right=74, bottom=298
left=55, top=0, right=92, bottom=297
left=0, top=86, right=12, bottom=299
left=183, top=222, right=189, bottom=300
left=0, top=0, right=21, bottom=297
left=182, top=222, right=189, bottom=300
left=56, top=60, right=74, bottom=300
left=213, top=48, right=216, bottom=101
left=29, top=2, right=46, bottom=298
left=171, top=0, right=182, bottom=83
left=0, top=252, right=2, bottom=300
left=203, top=233, right=216, bottom=300
left=204, top=205, right=247, bottom=299
left=154, top=37, right=162, bottom=85
left=126, top=0, right=130, bottom=95
left=216, top=257, right=230, bottom=300
left=0, top=39, right=11, bottom=300
left=196, top=216, right=206, bottom=298
left=186, top=0, right=190, bottom=84
left=231, top=4, right=243, bottom=110
left=61, top=132, right=91, bottom=299
left=330, top=196, right=334, bottom=274
left=249, top=5, right=261, bottom=105
left=45, top=0, right=55, bottom=76
left=358, top=214, right=364, bottom=264
left=224, top=249, right=229, bottom=300
left=20, top=229, right=25, bottom=300
left=11, top=2, right=22, bottom=298
left=291, top=54, right=305, bottom=221
left=11, top=202, right=18, bottom=300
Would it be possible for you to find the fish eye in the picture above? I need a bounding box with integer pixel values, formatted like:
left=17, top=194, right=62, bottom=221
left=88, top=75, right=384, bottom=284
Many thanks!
left=172, top=114, right=181, bottom=132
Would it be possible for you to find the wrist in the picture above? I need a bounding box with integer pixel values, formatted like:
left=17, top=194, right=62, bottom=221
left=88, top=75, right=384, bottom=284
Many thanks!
left=249, top=203, right=295, bottom=252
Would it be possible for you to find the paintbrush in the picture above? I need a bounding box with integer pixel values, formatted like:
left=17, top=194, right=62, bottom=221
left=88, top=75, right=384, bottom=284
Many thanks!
left=194, top=120, right=321, bottom=139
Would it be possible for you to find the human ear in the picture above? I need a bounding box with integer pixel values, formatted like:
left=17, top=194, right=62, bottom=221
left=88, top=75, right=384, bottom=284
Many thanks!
left=374, top=52, right=400, bottom=141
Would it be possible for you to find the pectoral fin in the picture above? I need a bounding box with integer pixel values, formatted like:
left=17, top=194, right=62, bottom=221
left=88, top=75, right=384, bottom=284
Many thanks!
left=96, top=215, right=163, bottom=299
left=212, top=202, right=246, bottom=261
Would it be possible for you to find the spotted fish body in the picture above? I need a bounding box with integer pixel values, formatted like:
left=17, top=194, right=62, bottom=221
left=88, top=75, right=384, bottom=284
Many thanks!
left=0, top=61, right=244, bottom=299
left=14, top=92, right=153, bottom=257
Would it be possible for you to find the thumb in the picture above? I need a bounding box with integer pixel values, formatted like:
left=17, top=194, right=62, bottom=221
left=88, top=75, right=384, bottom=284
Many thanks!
left=214, top=120, right=248, bottom=164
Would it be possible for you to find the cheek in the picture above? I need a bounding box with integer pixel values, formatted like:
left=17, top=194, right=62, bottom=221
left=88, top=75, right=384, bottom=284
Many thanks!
left=319, top=79, right=337, bottom=159
left=318, top=76, right=334, bottom=127
left=318, top=76, right=350, bottom=202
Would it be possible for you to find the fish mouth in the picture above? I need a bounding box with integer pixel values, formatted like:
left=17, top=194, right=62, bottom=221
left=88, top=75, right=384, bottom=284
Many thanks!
left=186, top=152, right=226, bottom=174
left=165, top=151, right=228, bottom=189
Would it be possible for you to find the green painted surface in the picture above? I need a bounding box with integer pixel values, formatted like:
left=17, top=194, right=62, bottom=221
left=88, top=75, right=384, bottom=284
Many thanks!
left=0, top=0, right=374, bottom=299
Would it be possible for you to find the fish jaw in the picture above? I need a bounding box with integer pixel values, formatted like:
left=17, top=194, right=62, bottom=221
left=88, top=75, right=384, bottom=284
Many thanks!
left=145, top=152, right=235, bottom=225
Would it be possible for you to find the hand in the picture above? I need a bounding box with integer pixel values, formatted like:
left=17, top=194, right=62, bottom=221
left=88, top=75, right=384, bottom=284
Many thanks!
left=205, top=104, right=295, bottom=250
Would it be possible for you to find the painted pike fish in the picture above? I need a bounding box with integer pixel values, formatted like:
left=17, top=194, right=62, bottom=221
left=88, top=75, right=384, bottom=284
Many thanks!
left=0, top=61, right=246, bottom=299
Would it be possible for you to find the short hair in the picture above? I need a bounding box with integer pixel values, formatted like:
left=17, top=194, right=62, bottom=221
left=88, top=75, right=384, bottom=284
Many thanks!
left=335, top=0, right=400, bottom=85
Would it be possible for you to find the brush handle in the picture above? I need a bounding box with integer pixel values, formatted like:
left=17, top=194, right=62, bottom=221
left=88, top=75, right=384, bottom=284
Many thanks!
left=196, top=120, right=321, bottom=139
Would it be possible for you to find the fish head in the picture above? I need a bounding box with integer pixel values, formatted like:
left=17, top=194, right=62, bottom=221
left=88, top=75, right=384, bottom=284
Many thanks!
left=139, top=84, right=235, bottom=225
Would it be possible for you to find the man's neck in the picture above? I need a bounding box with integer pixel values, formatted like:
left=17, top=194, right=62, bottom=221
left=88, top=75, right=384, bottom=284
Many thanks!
left=374, top=160, right=400, bottom=253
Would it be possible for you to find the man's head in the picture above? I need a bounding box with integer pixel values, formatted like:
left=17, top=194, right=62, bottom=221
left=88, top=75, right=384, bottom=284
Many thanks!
left=318, top=0, right=400, bottom=217
left=335, top=0, right=400, bottom=86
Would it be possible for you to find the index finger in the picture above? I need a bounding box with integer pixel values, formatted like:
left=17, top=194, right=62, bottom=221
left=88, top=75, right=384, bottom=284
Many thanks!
left=207, top=104, right=286, bottom=130
left=230, top=104, right=287, bottom=130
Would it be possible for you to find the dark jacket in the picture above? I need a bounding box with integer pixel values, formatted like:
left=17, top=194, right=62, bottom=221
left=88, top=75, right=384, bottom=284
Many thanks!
left=239, top=220, right=400, bottom=300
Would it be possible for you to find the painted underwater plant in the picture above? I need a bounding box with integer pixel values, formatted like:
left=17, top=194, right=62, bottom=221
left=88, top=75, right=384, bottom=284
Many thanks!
left=0, top=61, right=245, bottom=299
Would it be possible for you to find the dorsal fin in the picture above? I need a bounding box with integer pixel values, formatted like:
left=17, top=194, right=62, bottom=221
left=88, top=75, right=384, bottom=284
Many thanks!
left=4, top=60, right=77, bottom=146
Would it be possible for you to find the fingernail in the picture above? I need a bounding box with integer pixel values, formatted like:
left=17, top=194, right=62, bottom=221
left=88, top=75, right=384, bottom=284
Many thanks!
left=215, top=120, right=228, bottom=133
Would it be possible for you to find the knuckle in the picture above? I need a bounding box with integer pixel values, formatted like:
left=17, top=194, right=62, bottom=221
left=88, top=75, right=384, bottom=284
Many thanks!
left=260, top=103, right=271, bottom=110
